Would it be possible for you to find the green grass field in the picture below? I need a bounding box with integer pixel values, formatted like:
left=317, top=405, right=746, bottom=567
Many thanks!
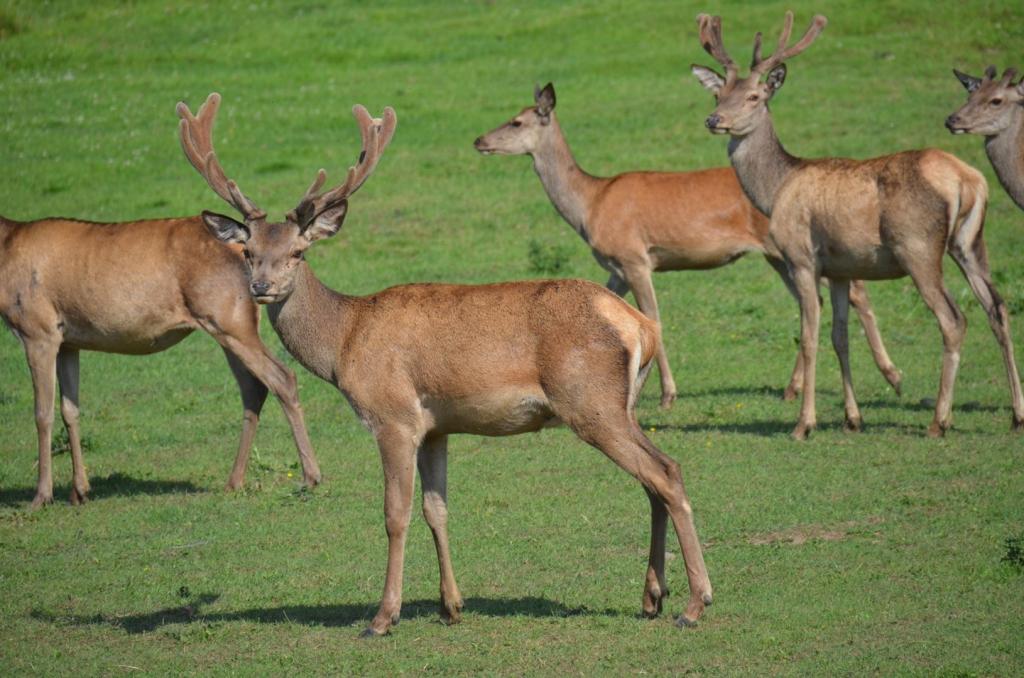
left=2, top=0, right=1024, bottom=674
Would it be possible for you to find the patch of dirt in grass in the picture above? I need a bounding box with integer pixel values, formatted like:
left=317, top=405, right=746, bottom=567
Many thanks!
left=748, top=516, right=884, bottom=546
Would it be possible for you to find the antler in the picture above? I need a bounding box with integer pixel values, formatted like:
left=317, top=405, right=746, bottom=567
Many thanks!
left=288, top=105, right=398, bottom=228
left=696, top=13, right=738, bottom=85
left=751, top=11, right=828, bottom=75
left=176, top=93, right=266, bottom=221
left=999, top=67, right=1019, bottom=87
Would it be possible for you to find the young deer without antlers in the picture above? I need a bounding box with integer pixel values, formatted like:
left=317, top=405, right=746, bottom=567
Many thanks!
left=0, top=121, right=322, bottom=509
left=691, top=11, right=1024, bottom=438
left=947, top=66, right=1024, bottom=211
left=474, top=83, right=901, bottom=406
left=177, top=93, right=713, bottom=637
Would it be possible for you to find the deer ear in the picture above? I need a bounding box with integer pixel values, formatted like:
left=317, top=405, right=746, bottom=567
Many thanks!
left=765, top=64, right=787, bottom=93
left=202, top=210, right=250, bottom=243
left=953, top=69, right=982, bottom=93
left=303, top=201, right=347, bottom=243
left=690, top=65, right=725, bottom=94
left=535, top=82, right=556, bottom=120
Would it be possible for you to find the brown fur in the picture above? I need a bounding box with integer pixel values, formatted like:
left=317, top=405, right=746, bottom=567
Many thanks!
left=179, top=95, right=714, bottom=637
left=694, top=12, right=1024, bottom=438
left=947, top=66, right=1024, bottom=211
left=475, top=85, right=900, bottom=405
left=0, top=214, right=321, bottom=508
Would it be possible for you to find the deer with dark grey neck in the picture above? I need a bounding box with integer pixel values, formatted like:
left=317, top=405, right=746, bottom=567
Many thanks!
left=178, top=94, right=714, bottom=637
left=692, top=11, right=1024, bottom=438
left=947, top=66, right=1024, bottom=212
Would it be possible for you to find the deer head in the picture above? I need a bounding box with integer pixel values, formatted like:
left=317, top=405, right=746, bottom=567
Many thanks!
left=473, top=83, right=557, bottom=155
left=177, top=93, right=396, bottom=303
left=690, top=11, right=827, bottom=136
left=946, top=66, right=1024, bottom=136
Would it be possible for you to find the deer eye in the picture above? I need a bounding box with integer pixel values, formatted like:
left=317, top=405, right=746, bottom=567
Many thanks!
left=990, top=98, right=1003, bottom=106
left=747, top=94, right=759, bottom=102
left=242, top=249, right=252, bottom=262
left=510, top=120, right=522, bottom=128
left=291, top=250, right=304, bottom=260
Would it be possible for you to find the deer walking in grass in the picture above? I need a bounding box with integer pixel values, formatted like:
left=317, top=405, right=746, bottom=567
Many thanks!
left=947, top=66, right=1024, bottom=211
left=474, top=83, right=901, bottom=407
left=177, top=93, right=713, bottom=637
left=691, top=11, right=1024, bottom=438
left=0, top=184, right=322, bottom=510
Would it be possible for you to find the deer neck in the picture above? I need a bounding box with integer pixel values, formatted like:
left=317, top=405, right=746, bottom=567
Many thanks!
left=530, top=114, right=604, bottom=241
left=983, top=108, right=1024, bottom=210
left=726, top=116, right=802, bottom=217
left=266, top=262, right=352, bottom=384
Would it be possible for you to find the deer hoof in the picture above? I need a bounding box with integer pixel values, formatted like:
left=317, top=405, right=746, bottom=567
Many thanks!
left=791, top=423, right=813, bottom=441
left=358, top=627, right=387, bottom=639
left=1012, top=415, right=1023, bottom=432
left=926, top=421, right=948, bottom=438
left=887, top=369, right=903, bottom=396
left=702, top=592, right=713, bottom=607
left=440, top=599, right=463, bottom=625
left=675, top=614, right=698, bottom=629
left=30, top=493, right=53, bottom=510
left=69, top=487, right=89, bottom=506
left=781, top=385, right=800, bottom=401
left=843, top=417, right=862, bottom=433
left=660, top=393, right=677, bottom=409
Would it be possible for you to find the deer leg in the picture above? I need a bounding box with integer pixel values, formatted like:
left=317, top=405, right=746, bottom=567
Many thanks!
left=949, top=244, right=1024, bottom=430
left=792, top=267, right=821, bottom=440
left=56, top=347, right=89, bottom=504
left=606, top=271, right=629, bottom=297
left=904, top=260, right=965, bottom=437
left=641, top=487, right=670, bottom=618
left=829, top=280, right=863, bottom=432
left=624, top=265, right=677, bottom=408
left=213, top=333, right=321, bottom=487
left=23, top=338, right=59, bottom=509
left=848, top=280, right=902, bottom=395
left=362, top=426, right=419, bottom=638
left=417, top=434, right=463, bottom=625
left=569, top=414, right=710, bottom=627
left=221, top=349, right=270, bottom=490
left=764, top=255, right=806, bottom=400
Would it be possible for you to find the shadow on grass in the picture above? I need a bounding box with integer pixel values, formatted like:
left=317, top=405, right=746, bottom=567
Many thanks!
left=34, top=594, right=621, bottom=633
left=641, top=418, right=923, bottom=437
left=0, top=472, right=204, bottom=507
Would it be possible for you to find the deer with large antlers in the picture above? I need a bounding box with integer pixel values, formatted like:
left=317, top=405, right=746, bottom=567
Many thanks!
left=947, top=66, right=1024, bottom=211
left=177, top=93, right=713, bottom=636
left=0, top=98, right=322, bottom=509
left=474, top=82, right=902, bottom=406
left=691, top=11, right=1024, bottom=438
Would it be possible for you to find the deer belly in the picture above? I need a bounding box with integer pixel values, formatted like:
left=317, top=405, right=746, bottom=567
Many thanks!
left=819, top=244, right=905, bottom=280
left=427, top=389, right=559, bottom=436
left=61, top=319, right=195, bottom=354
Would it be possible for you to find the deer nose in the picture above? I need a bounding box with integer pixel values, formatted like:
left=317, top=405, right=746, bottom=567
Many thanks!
left=250, top=280, right=271, bottom=296
left=944, top=115, right=960, bottom=131
left=705, top=114, right=722, bottom=129
left=473, top=136, right=484, bottom=148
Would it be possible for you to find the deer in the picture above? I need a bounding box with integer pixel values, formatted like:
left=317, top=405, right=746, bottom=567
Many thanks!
left=176, top=93, right=714, bottom=637
left=0, top=116, right=323, bottom=509
left=947, top=66, right=1024, bottom=211
left=474, top=83, right=902, bottom=407
left=690, top=11, right=1024, bottom=439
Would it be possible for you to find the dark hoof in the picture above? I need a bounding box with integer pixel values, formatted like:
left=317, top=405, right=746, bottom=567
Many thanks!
left=30, top=494, right=53, bottom=510
left=702, top=593, right=713, bottom=607
left=843, top=417, right=862, bottom=433
left=1012, top=416, right=1023, bottom=432
left=675, top=615, right=698, bottom=628
left=358, top=627, right=387, bottom=639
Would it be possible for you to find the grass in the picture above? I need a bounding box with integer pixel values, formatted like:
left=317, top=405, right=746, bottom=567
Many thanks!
left=2, top=0, right=1024, bottom=674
